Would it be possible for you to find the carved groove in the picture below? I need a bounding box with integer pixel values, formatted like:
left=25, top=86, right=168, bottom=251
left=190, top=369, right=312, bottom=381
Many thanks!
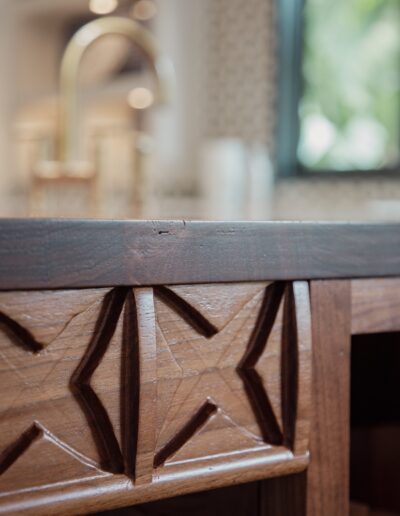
left=70, top=287, right=129, bottom=473
left=154, top=286, right=218, bottom=338
left=281, top=284, right=298, bottom=450
left=237, top=283, right=285, bottom=445
left=0, top=312, right=43, bottom=353
left=237, top=368, right=283, bottom=445
left=154, top=401, right=217, bottom=467
left=121, top=290, right=140, bottom=477
left=0, top=424, right=42, bottom=475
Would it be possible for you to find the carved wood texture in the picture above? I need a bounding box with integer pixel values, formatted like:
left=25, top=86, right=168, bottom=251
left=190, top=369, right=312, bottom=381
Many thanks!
left=0, top=281, right=311, bottom=514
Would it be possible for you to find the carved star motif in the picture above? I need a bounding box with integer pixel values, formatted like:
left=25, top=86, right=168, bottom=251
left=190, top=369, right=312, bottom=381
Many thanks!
left=0, top=288, right=129, bottom=476
left=153, top=282, right=288, bottom=466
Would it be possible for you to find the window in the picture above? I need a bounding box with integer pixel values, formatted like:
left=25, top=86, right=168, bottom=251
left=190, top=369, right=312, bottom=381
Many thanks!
left=277, top=0, right=400, bottom=175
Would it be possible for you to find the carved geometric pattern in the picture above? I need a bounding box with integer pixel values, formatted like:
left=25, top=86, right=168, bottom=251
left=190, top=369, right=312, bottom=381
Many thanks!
left=0, top=288, right=129, bottom=486
left=152, top=283, right=285, bottom=467
left=151, top=281, right=305, bottom=468
left=70, top=287, right=129, bottom=474
left=0, top=282, right=311, bottom=501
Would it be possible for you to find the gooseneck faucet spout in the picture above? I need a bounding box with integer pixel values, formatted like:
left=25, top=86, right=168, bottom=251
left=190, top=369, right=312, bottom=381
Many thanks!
left=59, top=16, right=173, bottom=166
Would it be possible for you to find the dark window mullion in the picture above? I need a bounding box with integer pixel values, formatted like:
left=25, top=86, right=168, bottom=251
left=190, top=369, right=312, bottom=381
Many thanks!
left=275, top=0, right=305, bottom=177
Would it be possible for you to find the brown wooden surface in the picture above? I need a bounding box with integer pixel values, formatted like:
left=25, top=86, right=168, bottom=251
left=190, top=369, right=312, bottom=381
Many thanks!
left=0, top=281, right=311, bottom=514
left=307, top=280, right=351, bottom=516
left=1, top=217, right=400, bottom=515
left=97, top=481, right=261, bottom=515
left=1, top=220, right=400, bottom=290
left=352, top=278, right=400, bottom=335
left=260, top=472, right=306, bottom=515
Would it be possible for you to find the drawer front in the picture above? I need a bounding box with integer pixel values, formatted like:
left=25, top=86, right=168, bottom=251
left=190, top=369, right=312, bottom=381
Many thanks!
left=0, top=281, right=311, bottom=514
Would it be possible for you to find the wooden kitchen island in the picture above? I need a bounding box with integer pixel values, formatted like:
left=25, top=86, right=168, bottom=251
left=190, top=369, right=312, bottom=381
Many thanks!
left=0, top=220, right=399, bottom=515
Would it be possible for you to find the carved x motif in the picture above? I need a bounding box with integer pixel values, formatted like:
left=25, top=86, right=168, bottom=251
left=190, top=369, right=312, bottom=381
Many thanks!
left=153, top=283, right=289, bottom=466
left=0, top=288, right=131, bottom=476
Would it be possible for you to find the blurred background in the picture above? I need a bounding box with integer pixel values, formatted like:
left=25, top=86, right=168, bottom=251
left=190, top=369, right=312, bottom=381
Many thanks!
left=0, top=0, right=399, bottom=220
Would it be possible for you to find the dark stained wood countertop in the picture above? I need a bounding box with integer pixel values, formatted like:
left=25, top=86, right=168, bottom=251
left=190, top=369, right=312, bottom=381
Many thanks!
left=0, top=219, right=399, bottom=290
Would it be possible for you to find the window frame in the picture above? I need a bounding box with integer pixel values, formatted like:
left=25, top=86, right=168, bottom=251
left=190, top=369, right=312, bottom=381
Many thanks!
left=275, top=0, right=400, bottom=178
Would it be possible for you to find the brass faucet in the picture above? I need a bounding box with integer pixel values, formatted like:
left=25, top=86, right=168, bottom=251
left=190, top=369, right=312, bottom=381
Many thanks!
left=32, top=16, right=174, bottom=215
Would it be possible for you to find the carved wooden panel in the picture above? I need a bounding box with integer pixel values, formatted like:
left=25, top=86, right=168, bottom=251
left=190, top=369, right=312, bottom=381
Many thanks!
left=0, top=282, right=311, bottom=514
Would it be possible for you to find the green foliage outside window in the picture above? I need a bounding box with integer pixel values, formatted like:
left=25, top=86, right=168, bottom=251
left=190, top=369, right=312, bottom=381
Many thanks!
left=299, top=0, right=400, bottom=171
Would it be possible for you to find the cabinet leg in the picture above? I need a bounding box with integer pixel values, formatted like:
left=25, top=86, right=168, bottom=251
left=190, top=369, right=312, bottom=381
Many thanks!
left=307, top=280, right=351, bottom=516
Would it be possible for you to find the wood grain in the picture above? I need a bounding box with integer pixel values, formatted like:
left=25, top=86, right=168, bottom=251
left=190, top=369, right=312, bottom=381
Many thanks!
left=0, top=281, right=312, bottom=514
left=1, top=220, right=400, bottom=290
left=133, top=288, right=157, bottom=484
left=0, top=287, right=113, bottom=495
left=352, top=278, right=400, bottom=334
left=96, top=481, right=261, bottom=516
left=256, top=282, right=312, bottom=516
left=261, top=472, right=306, bottom=516
left=307, top=280, right=351, bottom=516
